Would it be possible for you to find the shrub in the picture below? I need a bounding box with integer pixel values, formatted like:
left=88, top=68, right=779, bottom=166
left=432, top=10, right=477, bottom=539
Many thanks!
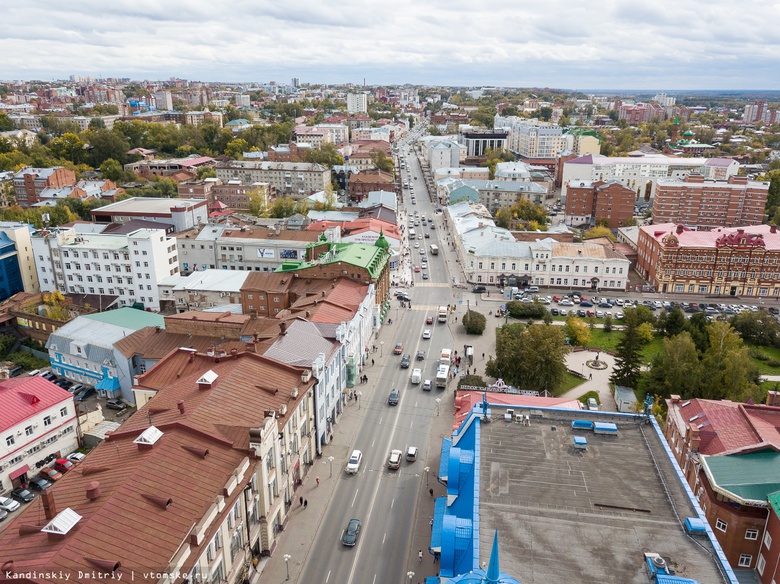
left=767, top=359, right=780, bottom=368
left=750, top=348, right=769, bottom=361
left=6, top=351, right=49, bottom=370
left=506, top=300, right=548, bottom=319
left=462, top=310, right=486, bottom=335
left=458, top=375, right=487, bottom=389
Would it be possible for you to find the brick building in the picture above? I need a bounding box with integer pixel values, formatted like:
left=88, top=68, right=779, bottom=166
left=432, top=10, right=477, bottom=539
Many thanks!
left=12, top=166, right=77, bottom=207
left=348, top=169, right=395, bottom=202
left=652, top=174, right=769, bottom=229
left=564, top=180, right=635, bottom=228
left=637, top=223, right=780, bottom=297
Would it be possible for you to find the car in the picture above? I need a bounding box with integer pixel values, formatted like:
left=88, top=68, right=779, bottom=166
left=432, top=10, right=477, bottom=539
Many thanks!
left=67, top=452, right=86, bottom=464
left=422, top=329, right=432, bottom=339
left=586, top=310, right=595, bottom=318
left=414, top=242, right=420, bottom=248
left=576, top=309, right=587, bottom=317
left=397, top=293, right=411, bottom=302
left=615, top=298, right=624, bottom=306
left=413, top=265, right=421, bottom=273
left=53, top=458, right=74, bottom=473
left=421, top=261, right=428, bottom=269
left=429, top=224, right=435, bottom=230
left=579, top=300, right=594, bottom=307
left=106, top=399, right=126, bottom=410
left=525, top=286, right=539, bottom=293
left=75, top=386, right=96, bottom=401
left=559, top=309, right=568, bottom=316
left=55, top=378, right=73, bottom=389
left=615, top=311, right=624, bottom=319
left=426, top=315, right=434, bottom=324
left=39, top=467, right=63, bottom=482
left=424, top=233, right=430, bottom=239
left=341, top=518, right=362, bottom=546
left=550, top=308, right=559, bottom=316
left=68, top=383, right=85, bottom=395
left=411, top=368, right=422, bottom=384
left=388, top=449, right=403, bottom=470
left=400, top=354, right=411, bottom=368
left=552, top=295, right=561, bottom=303
left=416, top=350, right=425, bottom=361
left=558, top=298, right=573, bottom=306
left=422, top=272, right=429, bottom=280
left=0, top=495, right=20, bottom=513
left=40, top=371, right=57, bottom=381
left=27, top=369, right=41, bottom=377
left=598, top=301, right=612, bottom=308
left=406, top=446, right=418, bottom=462
left=472, top=286, right=487, bottom=293
left=388, top=388, right=400, bottom=406
left=28, top=477, right=52, bottom=491
left=346, top=450, right=363, bottom=474
left=394, top=343, right=404, bottom=355
left=11, top=487, right=35, bottom=504
left=423, top=379, right=432, bottom=391
left=0, top=507, right=7, bottom=522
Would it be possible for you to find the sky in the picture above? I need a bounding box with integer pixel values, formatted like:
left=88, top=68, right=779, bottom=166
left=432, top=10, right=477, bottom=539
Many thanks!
left=2, top=0, right=779, bottom=90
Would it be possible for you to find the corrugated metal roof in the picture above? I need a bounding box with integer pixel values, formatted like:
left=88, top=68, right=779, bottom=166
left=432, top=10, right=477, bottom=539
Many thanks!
left=0, top=376, right=74, bottom=432
left=702, top=450, right=780, bottom=504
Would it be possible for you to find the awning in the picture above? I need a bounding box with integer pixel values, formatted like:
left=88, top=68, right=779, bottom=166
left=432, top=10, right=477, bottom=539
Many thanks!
left=95, top=377, right=120, bottom=391
left=9, top=464, right=30, bottom=480
left=430, top=497, right=447, bottom=553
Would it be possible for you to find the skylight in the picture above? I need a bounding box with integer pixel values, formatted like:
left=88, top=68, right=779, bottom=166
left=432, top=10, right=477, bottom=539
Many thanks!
left=134, top=425, right=163, bottom=446
left=41, top=508, right=82, bottom=535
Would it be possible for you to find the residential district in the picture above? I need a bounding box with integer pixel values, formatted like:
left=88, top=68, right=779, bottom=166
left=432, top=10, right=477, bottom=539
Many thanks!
left=0, top=79, right=779, bottom=584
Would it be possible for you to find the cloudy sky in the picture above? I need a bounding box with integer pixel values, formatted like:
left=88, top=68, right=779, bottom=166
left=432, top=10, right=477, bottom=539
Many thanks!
left=2, top=0, right=778, bottom=90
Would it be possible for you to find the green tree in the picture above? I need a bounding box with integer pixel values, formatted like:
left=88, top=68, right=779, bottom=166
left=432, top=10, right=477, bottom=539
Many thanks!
left=661, top=307, right=687, bottom=337
left=225, top=138, right=249, bottom=160
left=685, top=312, right=710, bottom=354
left=307, top=143, right=345, bottom=168
left=603, top=313, right=613, bottom=333
left=699, top=321, right=760, bottom=401
left=563, top=316, right=591, bottom=346
left=82, top=127, right=131, bottom=167
left=539, top=107, right=553, bottom=121
left=371, top=150, right=394, bottom=173
left=48, top=132, right=86, bottom=164
left=268, top=196, right=308, bottom=218
left=0, top=112, right=15, bottom=131
left=197, top=166, right=217, bottom=180
left=610, top=313, right=644, bottom=388
left=583, top=225, right=615, bottom=241
left=729, top=309, right=780, bottom=346
left=642, top=332, right=702, bottom=398
left=246, top=187, right=268, bottom=217
left=99, top=158, right=123, bottom=182
left=462, top=310, right=487, bottom=335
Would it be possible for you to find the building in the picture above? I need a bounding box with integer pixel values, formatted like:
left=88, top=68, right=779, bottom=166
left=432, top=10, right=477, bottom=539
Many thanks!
left=31, top=225, right=179, bottom=309
left=0, top=291, right=100, bottom=344
left=636, top=223, right=780, bottom=297
left=123, top=155, right=217, bottom=180
left=12, top=166, right=77, bottom=208
left=216, top=161, right=330, bottom=198
left=440, top=178, right=547, bottom=214
left=0, top=374, right=79, bottom=495
left=459, top=129, right=509, bottom=158
left=46, top=307, right=165, bottom=402
left=176, top=223, right=333, bottom=274
left=90, top=197, right=209, bottom=232
left=158, top=269, right=250, bottom=312
left=493, top=116, right=569, bottom=158
left=652, top=174, right=768, bottom=229
left=176, top=177, right=221, bottom=200
left=0, top=221, right=40, bottom=295
left=433, top=166, right=490, bottom=181
left=267, top=142, right=313, bottom=162
left=154, top=89, right=173, bottom=110
left=0, top=348, right=317, bottom=584
left=347, top=92, right=368, bottom=114
left=665, top=394, right=780, bottom=571
left=564, top=180, right=636, bottom=228
left=561, top=153, right=740, bottom=200
left=427, top=395, right=732, bottom=583
left=348, top=169, right=395, bottom=202
left=0, top=231, right=25, bottom=301
left=743, top=100, right=780, bottom=125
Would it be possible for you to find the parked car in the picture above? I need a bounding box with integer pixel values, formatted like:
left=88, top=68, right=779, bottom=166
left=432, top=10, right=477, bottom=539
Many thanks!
left=345, top=450, right=363, bottom=474
left=472, top=286, right=487, bottom=293
left=68, top=383, right=85, bottom=395
left=0, top=508, right=7, bottom=522
left=387, top=449, right=403, bottom=470
left=394, top=343, right=404, bottom=355
left=388, top=389, right=400, bottom=406
left=28, top=477, right=52, bottom=491
left=400, top=354, right=411, bottom=368
left=39, top=467, right=62, bottom=482
left=75, top=386, right=96, bottom=401
left=341, top=518, right=362, bottom=546
left=67, top=452, right=86, bottom=464
left=53, top=458, right=74, bottom=473
left=0, top=495, right=20, bottom=513
left=11, top=487, right=35, bottom=504
left=580, top=300, right=594, bottom=307
left=550, top=308, right=559, bottom=316
left=105, top=399, right=127, bottom=410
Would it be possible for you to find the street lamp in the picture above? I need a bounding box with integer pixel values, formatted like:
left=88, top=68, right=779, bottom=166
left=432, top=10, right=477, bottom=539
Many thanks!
left=380, top=341, right=385, bottom=357
left=407, top=571, right=415, bottom=583
left=424, top=466, right=430, bottom=488
left=435, top=398, right=441, bottom=416
left=284, top=554, right=291, bottom=581
left=357, top=391, right=362, bottom=410
left=328, top=455, right=334, bottom=478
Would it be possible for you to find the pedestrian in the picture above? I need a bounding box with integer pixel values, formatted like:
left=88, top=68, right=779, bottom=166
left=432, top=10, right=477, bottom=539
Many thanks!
left=300, top=496, right=304, bottom=506
left=429, top=488, right=434, bottom=497
left=589, top=373, right=593, bottom=380
left=371, top=359, right=375, bottom=367
left=482, top=352, right=485, bottom=359
left=316, top=477, right=320, bottom=487
left=304, top=499, right=308, bottom=509
left=419, top=550, right=423, bottom=562
left=365, top=375, right=368, bottom=384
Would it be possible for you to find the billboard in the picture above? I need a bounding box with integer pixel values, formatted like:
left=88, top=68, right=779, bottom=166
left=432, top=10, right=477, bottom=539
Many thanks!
left=257, top=248, right=276, bottom=259
left=280, top=249, right=299, bottom=259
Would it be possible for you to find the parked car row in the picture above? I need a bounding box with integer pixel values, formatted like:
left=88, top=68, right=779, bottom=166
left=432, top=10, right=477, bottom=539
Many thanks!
left=3, top=453, right=86, bottom=514
left=30, top=370, right=97, bottom=402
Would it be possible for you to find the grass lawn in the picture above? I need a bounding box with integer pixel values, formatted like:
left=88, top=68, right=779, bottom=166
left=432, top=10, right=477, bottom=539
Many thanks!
left=747, top=344, right=780, bottom=375
left=553, top=371, right=587, bottom=397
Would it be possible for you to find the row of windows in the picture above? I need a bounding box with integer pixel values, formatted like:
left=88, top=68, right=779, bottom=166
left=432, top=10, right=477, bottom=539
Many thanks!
left=5, top=407, right=69, bottom=446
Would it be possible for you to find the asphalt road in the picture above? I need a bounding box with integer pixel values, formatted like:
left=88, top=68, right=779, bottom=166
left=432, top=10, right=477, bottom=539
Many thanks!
left=297, top=132, right=456, bottom=584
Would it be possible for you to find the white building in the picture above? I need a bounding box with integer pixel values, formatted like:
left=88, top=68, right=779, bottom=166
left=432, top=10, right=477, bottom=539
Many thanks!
left=91, top=197, right=209, bottom=233
left=494, top=116, right=568, bottom=158
left=347, top=92, right=368, bottom=114
left=215, top=161, right=331, bottom=198
left=0, top=374, right=79, bottom=494
left=31, top=226, right=179, bottom=309
left=154, top=90, right=173, bottom=110
left=0, top=221, right=40, bottom=293
left=157, top=269, right=251, bottom=312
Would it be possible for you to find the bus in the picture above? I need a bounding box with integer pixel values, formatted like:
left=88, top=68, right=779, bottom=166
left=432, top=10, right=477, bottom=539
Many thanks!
left=429, top=244, right=439, bottom=255
left=409, top=229, right=416, bottom=240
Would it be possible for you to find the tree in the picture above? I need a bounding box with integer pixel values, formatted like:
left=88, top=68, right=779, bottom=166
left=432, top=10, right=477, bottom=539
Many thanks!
left=0, top=112, right=15, bottom=131
left=197, top=166, right=217, bottom=180
left=268, top=196, right=308, bottom=218
left=563, top=316, right=590, bottom=346
left=48, top=132, right=86, bottom=164
left=603, top=313, right=613, bottom=333
left=539, top=107, right=553, bottom=122
left=308, top=143, right=344, bottom=168
left=583, top=225, right=615, bottom=241
left=462, top=310, right=486, bottom=335
left=729, top=309, right=780, bottom=346
left=610, top=314, right=644, bottom=388
left=99, top=158, right=123, bottom=182
left=642, top=332, right=702, bottom=398
left=371, top=150, right=394, bottom=173
left=661, top=307, right=687, bottom=337
left=82, top=127, right=131, bottom=167
left=699, top=321, right=760, bottom=401
left=685, top=312, right=710, bottom=353
left=246, top=187, right=268, bottom=217
left=225, top=138, right=249, bottom=160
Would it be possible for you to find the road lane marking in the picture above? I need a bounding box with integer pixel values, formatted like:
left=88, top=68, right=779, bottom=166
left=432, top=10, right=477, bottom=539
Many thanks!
left=351, top=489, right=360, bottom=507
left=326, top=570, right=331, bottom=583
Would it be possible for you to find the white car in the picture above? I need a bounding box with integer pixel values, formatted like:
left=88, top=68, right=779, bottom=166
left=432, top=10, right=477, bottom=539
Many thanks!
left=422, top=329, right=432, bottom=339
left=614, top=298, right=624, bottom=306
left=414, top=243, right=420, bottom=248
left=411, top=368, right=422, bottom=384
left=67, top=452, right=86, bottom=463
left=423, top=379, right=432, bottom=391
left=421, top=262, right=428, bottom=269
left=0, top=495, right=20, bottom=513
left=615, top=311, right=624, bottom=319
left=559, top=309, right=567, bottom=316
left=558, top=298, right=573, bottom=306
left=346, top=450, right=363, bottom=474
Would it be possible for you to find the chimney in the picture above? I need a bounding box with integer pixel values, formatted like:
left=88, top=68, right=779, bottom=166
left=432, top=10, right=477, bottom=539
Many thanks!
left=1, top=561, right=14, bottom=576
left=177, top=401, right=185, bottom=414
left=766, top=390, right=780, bottom=406
left=771, top=225, right=777, bottom=234
left=669, top=395, right=680, bottom=404
left=245, top=342, right=256, bottom=353
left=230, top=348, right=238, bottom=359
left=18, top=524, right=42, bottom=536
left=676, top=224, right=685, bottom=234
left=689, top=428, right=701, bottom=452
left=280, top=321, right=287, bottom=335
left=41, top=489, right=58, bottom=520
left=141, top=493, right=173, bottom=510
left=86, top=481, right=101, bottom=501
left=85, top=559, right=121, bottom=573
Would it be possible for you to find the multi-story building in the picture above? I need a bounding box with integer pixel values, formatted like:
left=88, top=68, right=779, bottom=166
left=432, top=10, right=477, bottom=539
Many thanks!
left=154, top=89, right=173, bottom=110
left=123, top=155, right=217, bottom=180
left=0, top=347, right=317, bottom=583
left=157, top=269, right=251, bottom=312
left=0, top=373, right=78, bottom=494
left=90, top=197, right=209, bottom=232
left=0, top=222, right=38, bottom=295
left=267, top=142, right=313, bottom=162
left=0, top=231, right=25, bottom=302
left=12, top=166, right=77, bottom=207
left=561, top=153, right=740, bottom=200
left=176, top=177, right=222, bottom=200
left=216, top=161, right=330, bottom=198
left=493, top=116, right=568, bottom=159
left=565, top=180, right=636, bottom=228
left=652, top=174, right=768, bottom=229
left=31, top=226, right=179, bottom=308
left=349, top=169, right=395, bottom=202
left=347, top=92, right=368, bottom=114
left=440, top=179, right=547, bottom=214
left=743, top=101, right=780, bottom=125
left=425, top=138, right=463, bottom=171
left=636, top=223, right=780, bottom=297
left=210, top=180, right=272, bottom=210
left=616, top=102, right=666, bottom=124
left=459, top=129, right=509, bottom=158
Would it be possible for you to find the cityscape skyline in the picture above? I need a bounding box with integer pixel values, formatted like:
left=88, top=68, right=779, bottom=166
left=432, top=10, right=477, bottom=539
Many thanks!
left=2, top=0, right=778, bottom=90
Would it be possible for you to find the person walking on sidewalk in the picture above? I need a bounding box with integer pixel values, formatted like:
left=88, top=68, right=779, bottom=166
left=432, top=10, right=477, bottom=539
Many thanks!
left=419, top=550, right=423, bottom=562
left=299, top=496, right=303, bottom=506
left=304, top=499, right=308, bottom=509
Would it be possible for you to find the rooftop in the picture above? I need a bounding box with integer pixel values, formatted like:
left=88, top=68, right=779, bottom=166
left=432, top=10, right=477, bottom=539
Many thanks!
left=90, top=197, right=207, bottom=216
left=701, top=450, right=780, bottom=505
left=83, top=307, right=165, bottom=330
left=641, top=223, right=780, bottom=251
left=157, top=269, right=251, bottom=293
left=0, top=376, right=74, bottom=432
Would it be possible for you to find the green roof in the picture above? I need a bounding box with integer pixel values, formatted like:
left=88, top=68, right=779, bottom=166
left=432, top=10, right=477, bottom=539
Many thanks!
left=701, top=450, right=780, bottom=505
left=768, top=491, right=780, bottom=516
left=83, top=307, right=165, bottom=331
left=275, top=242, right=389, bottom=279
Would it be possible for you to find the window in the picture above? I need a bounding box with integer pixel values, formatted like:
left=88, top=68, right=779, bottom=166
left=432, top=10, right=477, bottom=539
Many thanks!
left=738, top=554, right=752, bottom=568
left=745, top=529, right=759, bottom=540
left=715, top=518, right=728, bottom=532
left=5, top=435, right=14, bottom=447
left=60, top=406, right=68, bottom=417
left=25, top=425, right=33, bottom=436
left=757, top=554, right=766, bottom=575
left=763, top=531, right=772, bottom=549
left=43, top=415, right=52, bottom=427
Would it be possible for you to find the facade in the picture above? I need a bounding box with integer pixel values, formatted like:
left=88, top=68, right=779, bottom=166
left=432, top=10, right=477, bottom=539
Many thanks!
left=176, top=177, right=221, bottom=200
left=652, top=174, right=768, bottom=229
left=158, top=269, right=250, bottom=312
left=349, top=169, right=395, bottom=202
left=637, top=223, right=780, bottom=297
left=90, top=197, right=209, bottom=232
left=441, top=179, right=547, bottom=214
left=216, top=160, right=330, bottom=198
left=561, top=153, right=740, bottom=200
left=31, top=226, right=179, bottom=309
left=565, top=180, right=636, bottom=228
left=493, top=116, right=568, bottom=158
left=123, top=155, right=217, bottom=180
left=12, top=166, right=77, bottom=207
left=347, top=92, right=368, bottom=114
left=0, top=374, right=78, bottom=494
left=0, top=232, right=26, bottom=301
left=433, top=166, right=490, bottom=181
left=459, top=130, right=509, bottom=158
left=211, top=180, right=272, bottom=210
left=759, top=492, right=780, bottom=583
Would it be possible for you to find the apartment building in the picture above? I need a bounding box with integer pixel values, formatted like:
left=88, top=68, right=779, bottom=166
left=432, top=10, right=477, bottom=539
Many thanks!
left=652, top=174, right=768, bottom=229
left=459, top=129, right=509, bottom=158
left=565, top=180, right=636, bottom=228
left=347, top=92, right=368, bottom=114
left=0, top=374, right=79, bottom=495
left=12, top=166, right=77, bottom=207
left=636, top=223, right=780, bottom=297
left=90, top=197, right=209, bottom=232
left=216, top=161, right=330, bottom=198
left=349, top=169, right=395, bottom=202
left=31, top=226, right=179, bottom=309
left=0, top=221, right=39, bottom=294
left=493, top=116, right=568, bottom=158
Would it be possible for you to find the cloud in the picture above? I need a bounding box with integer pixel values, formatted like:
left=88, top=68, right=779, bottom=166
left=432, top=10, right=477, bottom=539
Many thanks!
left=0, top=0, right=777, bottom=89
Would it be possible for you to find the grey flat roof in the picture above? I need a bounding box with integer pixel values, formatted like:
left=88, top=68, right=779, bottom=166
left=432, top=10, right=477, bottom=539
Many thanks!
left=478, top=410, right=726, bottom=584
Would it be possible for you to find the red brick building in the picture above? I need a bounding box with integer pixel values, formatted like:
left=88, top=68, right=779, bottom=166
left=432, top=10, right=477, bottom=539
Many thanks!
left=12, top=166, right=77, bottom=207
left=564, top=180, right=635, bottom=228
left=636, top=223, right=780, bottom=297
left=348, top=169, right=395, bottom=202
left=758, top=491, right=780, bottom=582
left=652, top=174, right=768, bottom=229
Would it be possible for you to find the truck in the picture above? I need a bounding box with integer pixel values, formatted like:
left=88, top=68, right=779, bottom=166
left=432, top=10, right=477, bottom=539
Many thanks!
left=438, top=306, right=448, bottom=323
left=435, top=364, right=449, bottom=388
left=439, top=348, right=452, bottom=365
left=429, top=244, right=439, bottom=255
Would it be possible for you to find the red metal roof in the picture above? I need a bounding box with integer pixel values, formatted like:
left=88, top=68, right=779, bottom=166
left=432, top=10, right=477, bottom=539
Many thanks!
left=0, top=377, right=74, bottom=432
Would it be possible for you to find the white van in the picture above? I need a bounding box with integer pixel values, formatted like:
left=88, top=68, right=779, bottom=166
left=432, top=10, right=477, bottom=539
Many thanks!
left=411, top=368, right=422, bottom=384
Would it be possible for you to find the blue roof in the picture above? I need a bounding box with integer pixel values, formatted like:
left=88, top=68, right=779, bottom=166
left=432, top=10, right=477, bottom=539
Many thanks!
left=439, top=438, right=452, bottom=481
left=431, top=497, right=447, bottom=551
left=95, top=377, right=120, bottom=391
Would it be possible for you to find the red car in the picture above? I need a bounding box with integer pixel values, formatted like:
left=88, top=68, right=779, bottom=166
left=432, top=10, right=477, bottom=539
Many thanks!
left=39, top=467, right=63, bottom=482
left=393, top=343, right=404, bottom=355
left=413, top=265, right=421, bottom=273
left=552, top=295, right=561, bottom=303
left=54, top=458, right=74, bottom=473
left=426, top=316, right=434, bottom=325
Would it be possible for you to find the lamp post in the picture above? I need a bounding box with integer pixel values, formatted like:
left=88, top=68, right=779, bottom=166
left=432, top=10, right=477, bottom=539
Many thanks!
left=328, top=455, right=334, bottom=478
left=284, top=554, right=291, bottom=581
left=424, top=466, right=430, bottom=488
left=407, top=571, right=415, bottom=583
left=435, top=398, right=441, bottom=417
left=380, top=341, right=385, bottom=357
left=357, top=391, right=362, bottom=410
